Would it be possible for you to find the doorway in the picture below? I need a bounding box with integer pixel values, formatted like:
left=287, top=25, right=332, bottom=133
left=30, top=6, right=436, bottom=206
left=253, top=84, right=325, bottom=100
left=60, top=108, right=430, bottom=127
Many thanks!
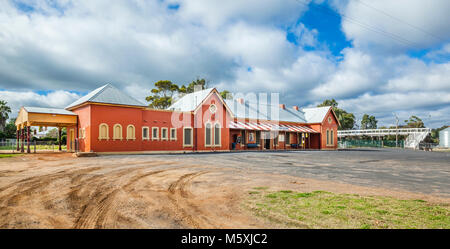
left=69, top=129, right=75, bottom=152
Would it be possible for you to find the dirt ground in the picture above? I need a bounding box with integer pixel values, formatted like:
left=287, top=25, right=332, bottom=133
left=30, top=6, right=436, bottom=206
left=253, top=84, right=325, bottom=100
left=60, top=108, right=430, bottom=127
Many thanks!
left=0, top=151, right=448, bottom=228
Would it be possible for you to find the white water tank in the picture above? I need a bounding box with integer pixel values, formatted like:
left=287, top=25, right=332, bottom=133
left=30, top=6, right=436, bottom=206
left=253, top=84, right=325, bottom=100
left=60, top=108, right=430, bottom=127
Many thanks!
left=439, top=127, right=450, bottom=148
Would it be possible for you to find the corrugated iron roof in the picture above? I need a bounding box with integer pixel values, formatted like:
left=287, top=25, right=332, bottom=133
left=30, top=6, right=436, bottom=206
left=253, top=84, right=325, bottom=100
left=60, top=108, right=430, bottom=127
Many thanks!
left=24, top=106, right=77, bottom=115
left=66, top=84, right=146, bottom=110
left=167, top=88, right=215, bottom=112
left=301, top=106, right=331, bottom=123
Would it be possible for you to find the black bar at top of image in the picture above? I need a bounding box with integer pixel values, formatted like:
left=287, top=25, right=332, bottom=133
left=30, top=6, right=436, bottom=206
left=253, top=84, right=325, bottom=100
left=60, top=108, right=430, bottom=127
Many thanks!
left=0, top=229, right=447, bottom=248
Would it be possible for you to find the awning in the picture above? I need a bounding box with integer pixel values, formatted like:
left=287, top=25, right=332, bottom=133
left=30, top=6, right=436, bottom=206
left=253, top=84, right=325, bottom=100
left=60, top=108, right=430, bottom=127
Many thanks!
left=228, top=121, right=318, bottom=133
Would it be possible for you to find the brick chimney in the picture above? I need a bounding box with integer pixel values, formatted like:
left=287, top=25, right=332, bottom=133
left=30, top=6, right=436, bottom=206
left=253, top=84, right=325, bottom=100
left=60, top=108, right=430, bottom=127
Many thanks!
left=279, top=104, right=286, bottom=109
left=236, top=98, right=244, bottom=104
left=293, top=106, right=299, bottom=111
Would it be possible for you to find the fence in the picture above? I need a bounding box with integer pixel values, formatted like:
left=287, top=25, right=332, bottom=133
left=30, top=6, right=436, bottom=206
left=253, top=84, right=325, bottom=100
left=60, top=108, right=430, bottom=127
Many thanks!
left=338, top=139, right=404, bottom=149
left=0, top=140, right=72, bottom=153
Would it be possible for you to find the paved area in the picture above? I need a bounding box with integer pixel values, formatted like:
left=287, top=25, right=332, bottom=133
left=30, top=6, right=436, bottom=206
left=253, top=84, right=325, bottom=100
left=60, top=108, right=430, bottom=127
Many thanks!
left=151, top=148, right=450, bottom=197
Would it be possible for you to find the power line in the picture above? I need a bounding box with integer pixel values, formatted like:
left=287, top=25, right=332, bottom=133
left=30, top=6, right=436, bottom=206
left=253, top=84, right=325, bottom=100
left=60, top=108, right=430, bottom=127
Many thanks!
left=295, top=0, right=424, bottom=49
left=354, top=0, right=446, bottom=43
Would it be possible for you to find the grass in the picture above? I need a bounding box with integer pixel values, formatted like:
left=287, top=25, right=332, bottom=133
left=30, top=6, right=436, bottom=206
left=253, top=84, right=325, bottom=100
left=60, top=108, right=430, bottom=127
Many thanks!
left=0, top=154, right=20, bottom=158
left=245, top=189, right=450, bottom=229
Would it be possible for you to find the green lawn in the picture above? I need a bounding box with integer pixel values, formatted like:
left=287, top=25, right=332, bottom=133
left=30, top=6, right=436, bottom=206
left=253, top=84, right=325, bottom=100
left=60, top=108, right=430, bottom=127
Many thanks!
left=0, top=154, right=20, bottom=158
left=245, top=189, right=450, bottom=229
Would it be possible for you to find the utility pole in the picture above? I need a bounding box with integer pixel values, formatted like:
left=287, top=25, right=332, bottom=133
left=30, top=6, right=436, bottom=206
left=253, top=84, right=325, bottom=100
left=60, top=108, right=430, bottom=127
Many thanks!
left=393, top=113, right=399, bottom=148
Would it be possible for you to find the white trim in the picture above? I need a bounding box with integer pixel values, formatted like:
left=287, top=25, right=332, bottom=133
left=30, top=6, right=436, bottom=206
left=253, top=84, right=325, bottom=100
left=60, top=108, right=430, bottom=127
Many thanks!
left=205, top=122, right=212, bottom=147
left=161, top=127, right=169, bottom=141
left=142, top=126, right=150, bottom=140
left=214, top=122, right=221, bottom=146
left=113, top=124, right=123, bottom=140
left=183, top=127, right=193, bottom=147
left=126, top=124, right=136, bottom=140
left=98, top=123, right=109, bottom=140
left=170, top=128, right=177, bottom=141
left=152, top=127, right=159, bottom=140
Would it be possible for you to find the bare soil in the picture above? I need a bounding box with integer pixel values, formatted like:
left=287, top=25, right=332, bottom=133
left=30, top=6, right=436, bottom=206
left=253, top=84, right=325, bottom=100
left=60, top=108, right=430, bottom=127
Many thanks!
left=0, top=152, right=448, bottom=228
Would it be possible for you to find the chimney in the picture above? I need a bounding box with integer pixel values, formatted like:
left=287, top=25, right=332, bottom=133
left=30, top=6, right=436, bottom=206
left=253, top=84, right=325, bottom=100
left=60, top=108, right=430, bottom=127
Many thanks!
left=237, top=98, right=244, bottom=104
left=279, top=104, right=285, bottom=109
left=293, top=106, right=299, bottom=111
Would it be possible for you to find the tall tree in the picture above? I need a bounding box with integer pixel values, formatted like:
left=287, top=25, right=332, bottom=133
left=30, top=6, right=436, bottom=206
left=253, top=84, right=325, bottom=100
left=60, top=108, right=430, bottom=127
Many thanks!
left=404, top=115, right=425, bottom=128
left=145, top=80, right=180, bottom=109
left=3, top=118, right=17, bottom=139
left=0, top=100, right=11, bottom=132
left=317, top=99, right=355, bottom=130
left=220, top=90, right=232, bottom=99
left=179, top=78, right=208, bottom=94
left=361, top=114, right=378, bottom=129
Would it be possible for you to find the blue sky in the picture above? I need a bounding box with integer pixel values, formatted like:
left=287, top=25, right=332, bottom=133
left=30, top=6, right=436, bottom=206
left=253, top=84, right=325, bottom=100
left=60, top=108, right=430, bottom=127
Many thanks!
left=0, top=0, right=449, bottom=128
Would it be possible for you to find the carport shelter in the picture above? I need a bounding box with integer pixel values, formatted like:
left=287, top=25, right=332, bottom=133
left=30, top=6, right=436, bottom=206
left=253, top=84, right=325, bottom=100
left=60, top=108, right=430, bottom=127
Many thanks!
left=15, top=107, right=77, bottom=153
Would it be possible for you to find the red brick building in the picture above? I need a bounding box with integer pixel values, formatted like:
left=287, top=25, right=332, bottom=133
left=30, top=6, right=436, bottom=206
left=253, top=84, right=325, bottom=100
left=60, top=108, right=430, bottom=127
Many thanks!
left=62, top=84, right=338, bottom=153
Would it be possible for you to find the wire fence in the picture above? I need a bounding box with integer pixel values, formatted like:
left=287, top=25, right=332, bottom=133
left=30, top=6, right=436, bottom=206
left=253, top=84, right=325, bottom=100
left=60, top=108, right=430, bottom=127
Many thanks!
left=0, top=141, right=73, bottom=153
left=338, top=139, right=404, bottom=149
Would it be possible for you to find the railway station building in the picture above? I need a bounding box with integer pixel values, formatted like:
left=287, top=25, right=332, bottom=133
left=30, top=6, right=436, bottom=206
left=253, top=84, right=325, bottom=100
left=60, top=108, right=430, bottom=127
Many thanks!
left=15, top=84, right=339, bottom=153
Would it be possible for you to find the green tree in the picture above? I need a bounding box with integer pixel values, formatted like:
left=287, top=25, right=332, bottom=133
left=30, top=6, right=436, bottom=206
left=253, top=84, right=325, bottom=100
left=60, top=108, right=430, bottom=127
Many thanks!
left=361, top=114, right=378, bottom=129
left=145, top=80, right=180, bottom=109
left=0, top=100, right=12, bottom=132
left=3, top=118, right=17, bottom=138
left=317, top=99, right=355, bottom=130
left=404, top=115, right=425, bottom=128
left=220, top=90, right=232, bottom=99
left=179, top=78, right=208, bottom=94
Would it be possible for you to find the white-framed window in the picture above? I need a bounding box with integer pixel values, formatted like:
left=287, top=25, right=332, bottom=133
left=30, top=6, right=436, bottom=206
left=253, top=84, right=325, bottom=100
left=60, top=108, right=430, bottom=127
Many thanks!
left=170, top=128, right=177, bottom=141
left=142, top=126, right=150, bottom=140
left=205, top=122, right=212, bottom=146
left=183, top=127, right=193, bottom=147
left=279, top=134, right=285, bottom=142
left=326, top=129, right=330, bottom=145
left=161, top=127, right=168, bottom=140
left=330, top=129, right=334, bottom=146
left=79, top=128, right=86, bottom=139
left=152, top=127, right=159, bottom=140
left=113, top=124, right=123, bottom=140
left=214, top=122, right=221, bottom=146
left=98, top=123, right=109, bottom=140
left=126, top=125, right=136, bottom=140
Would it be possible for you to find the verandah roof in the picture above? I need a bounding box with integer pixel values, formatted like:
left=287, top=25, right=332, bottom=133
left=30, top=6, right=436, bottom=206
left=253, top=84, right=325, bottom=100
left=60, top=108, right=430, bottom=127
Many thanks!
left=229, top=121, right=318, bottom=133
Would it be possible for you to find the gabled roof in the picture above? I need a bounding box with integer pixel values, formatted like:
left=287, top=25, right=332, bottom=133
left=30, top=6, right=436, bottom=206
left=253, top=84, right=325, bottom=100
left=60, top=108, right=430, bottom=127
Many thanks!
left=301, top=106, right=332, bottom=124
left=66, top=84, right=145, bottom=110
left=167, top=88, right=215, bottom=112
left=224, top=99, right=308, bottom=123
left=23, top=106, right=77, bottom=116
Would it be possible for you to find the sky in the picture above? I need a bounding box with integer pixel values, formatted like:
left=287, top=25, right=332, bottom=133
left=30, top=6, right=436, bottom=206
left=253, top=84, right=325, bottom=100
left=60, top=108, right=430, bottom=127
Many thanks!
left=0, top=0, right=449, bottom=128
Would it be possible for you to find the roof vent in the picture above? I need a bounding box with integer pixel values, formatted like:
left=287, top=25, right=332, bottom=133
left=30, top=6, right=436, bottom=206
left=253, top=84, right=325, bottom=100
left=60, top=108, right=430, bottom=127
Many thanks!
left=236, top=98, right=244, bottom=104
left=279, top=104, right=286, bottom=109
left=293, top=106, right=299, bottom=111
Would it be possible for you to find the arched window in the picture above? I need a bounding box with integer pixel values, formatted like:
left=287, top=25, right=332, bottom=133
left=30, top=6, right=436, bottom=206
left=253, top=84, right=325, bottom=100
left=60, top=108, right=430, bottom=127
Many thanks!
left=127, top=125, right=136, bottom=140
left=214, top=123, right=221, bottom=146
left=326, top=129, right=330, bottom=146
left=205, top=123, right=212, bottom=146
left=113, top=124, right=123, bottom=140
left=98, top=123, right=109, bottom=140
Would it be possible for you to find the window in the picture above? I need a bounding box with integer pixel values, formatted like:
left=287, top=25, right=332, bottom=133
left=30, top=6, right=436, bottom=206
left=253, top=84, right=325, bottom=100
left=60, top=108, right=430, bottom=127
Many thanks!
left=326, top=129, right=329, bottom=145
left=152, top=127, right=159, bottom=140
left=113, top=124, right=123, bottom=140
left=161, top=127, right=168, bottom=140
left=214, top=123, right=221, bottom=146
left=330, top=130, right=334, bottom=145
left=183, top=127, right=193, bottom=147
left=98, top=123, right=109, bottom=140
left=279, top=134, right=285, bottom=142
left=170, top=128, right=177, bottom=140
left=126, top=125, right=136, bottom=140
left=205, top=123, right=212, bottom=146
left=142, top=127, right=149, bottom=140
left=79, top=128, right=85, bottom=139
left=286, top=132, right=290, bottom=144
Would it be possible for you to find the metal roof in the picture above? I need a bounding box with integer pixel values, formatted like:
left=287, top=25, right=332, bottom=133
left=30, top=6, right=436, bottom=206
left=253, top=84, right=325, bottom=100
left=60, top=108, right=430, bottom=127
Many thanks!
left=23, top=106, right=77, bottom=116
left=301, top=106, right=331, bottom=123
left=167, top=88, right=215, bottom=112
left=66, top=84, right=146, bottom=109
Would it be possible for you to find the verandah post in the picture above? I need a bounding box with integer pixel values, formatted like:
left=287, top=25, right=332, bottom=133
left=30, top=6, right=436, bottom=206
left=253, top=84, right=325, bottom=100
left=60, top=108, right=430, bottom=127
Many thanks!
left=27, top=126, right=31, bottom=153
left=16, top=128, right=20, bottom=151
left=58, top=127, right=62, bottom=151
left=21, top=128, right=24, bottom=153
